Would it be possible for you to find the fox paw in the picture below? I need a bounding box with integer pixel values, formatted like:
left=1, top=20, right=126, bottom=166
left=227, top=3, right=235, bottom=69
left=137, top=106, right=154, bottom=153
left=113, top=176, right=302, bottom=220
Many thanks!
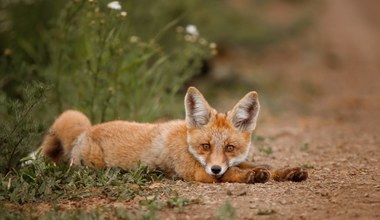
left=247, top=168, right=270, bottom=184
left=283, top=167, right=308, bottom=182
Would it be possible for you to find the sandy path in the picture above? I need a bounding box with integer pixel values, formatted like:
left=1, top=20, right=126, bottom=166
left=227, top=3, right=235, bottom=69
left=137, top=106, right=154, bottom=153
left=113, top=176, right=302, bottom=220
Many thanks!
left=171, top=0, right=380, bottom=219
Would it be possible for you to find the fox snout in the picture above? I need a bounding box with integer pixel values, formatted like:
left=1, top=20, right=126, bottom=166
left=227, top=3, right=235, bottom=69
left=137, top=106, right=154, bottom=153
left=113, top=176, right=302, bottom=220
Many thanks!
left=205, top=164, right=228, bottom=177
left=211, top=165, right=221, bottom=174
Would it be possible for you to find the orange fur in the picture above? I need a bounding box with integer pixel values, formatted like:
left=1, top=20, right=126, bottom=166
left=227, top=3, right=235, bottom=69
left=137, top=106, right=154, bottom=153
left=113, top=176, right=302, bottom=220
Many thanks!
left=39, top=87, right=308, bottom=183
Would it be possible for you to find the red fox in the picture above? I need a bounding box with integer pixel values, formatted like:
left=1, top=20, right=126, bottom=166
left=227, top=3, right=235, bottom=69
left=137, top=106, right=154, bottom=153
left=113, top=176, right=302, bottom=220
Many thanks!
left=39, top=87, right=307, bottom=183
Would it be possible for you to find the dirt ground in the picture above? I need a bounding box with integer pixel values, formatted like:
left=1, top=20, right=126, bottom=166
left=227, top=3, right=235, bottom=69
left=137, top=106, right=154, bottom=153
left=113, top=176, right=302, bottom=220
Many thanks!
left=169, top=0, right=380, bottom=219
left=9, top=0, right=380, bottom=219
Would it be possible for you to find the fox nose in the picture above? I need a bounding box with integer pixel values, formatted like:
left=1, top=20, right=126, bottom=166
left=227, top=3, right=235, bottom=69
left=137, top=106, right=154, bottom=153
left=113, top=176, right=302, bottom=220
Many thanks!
left=211, top=165, right=222, bottom=175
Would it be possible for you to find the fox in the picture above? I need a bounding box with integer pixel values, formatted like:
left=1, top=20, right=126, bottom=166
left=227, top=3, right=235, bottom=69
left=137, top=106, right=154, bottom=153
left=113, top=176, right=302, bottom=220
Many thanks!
left=38, top=87, right=307, bottom=183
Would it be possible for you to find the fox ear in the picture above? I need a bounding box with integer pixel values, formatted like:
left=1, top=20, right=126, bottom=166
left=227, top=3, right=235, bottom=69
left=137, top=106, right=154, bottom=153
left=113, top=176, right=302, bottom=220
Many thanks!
left=227, top=91, right=260, bottom=132
left=185, top=87, right=212, bottom=128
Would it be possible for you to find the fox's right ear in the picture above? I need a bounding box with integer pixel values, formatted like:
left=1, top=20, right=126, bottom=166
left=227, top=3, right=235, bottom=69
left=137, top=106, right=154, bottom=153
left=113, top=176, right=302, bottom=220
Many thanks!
left=185, top=87, right=212, bottom=128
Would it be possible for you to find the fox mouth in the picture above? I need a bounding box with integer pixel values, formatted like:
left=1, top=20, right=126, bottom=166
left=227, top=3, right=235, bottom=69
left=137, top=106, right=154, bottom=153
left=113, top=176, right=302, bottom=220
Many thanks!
left=213, top=173, right=224, bottom=179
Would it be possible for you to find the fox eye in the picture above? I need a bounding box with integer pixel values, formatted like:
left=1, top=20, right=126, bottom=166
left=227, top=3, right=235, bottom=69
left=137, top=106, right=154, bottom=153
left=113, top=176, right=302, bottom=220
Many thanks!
left=201, top=143, right=211, bottom=151
left=226, top=145, right=235, bottom=152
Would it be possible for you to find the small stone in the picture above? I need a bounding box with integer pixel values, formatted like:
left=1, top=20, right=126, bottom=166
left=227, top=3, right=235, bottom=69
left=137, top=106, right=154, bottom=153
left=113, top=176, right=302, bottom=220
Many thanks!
left=148, top=182, right=163, bottom=189
left=349, top=171, right=356, bottom=175
left=226, top=189, right=232, bottom=196
left=129, top=184, right=140, bottom=191
left=321, top=191, right=329, bottom=197
left=112, top=202, right=125, bottom=208
left=236, top=190, right=247, bottom=196
left=146, top=195, right=155, bottom=200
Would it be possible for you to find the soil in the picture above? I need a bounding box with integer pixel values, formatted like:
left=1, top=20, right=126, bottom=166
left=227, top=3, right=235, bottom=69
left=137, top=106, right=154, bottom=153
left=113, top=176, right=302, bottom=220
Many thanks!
left=7, top=0, right=380, bottom=219
left=173, top=0, right=380, bottom=219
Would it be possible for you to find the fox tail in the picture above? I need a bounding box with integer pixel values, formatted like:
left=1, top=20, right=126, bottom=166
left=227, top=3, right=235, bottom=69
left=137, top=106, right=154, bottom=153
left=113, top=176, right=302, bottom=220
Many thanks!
left=40, top=110, right=91, bottom=163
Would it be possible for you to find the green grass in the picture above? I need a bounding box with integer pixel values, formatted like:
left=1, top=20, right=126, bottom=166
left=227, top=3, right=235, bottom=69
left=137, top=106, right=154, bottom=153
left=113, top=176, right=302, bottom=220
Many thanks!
left=217, top=201, right=236, bottom=220
left=253, top=134, right=267, bottom=143
left=300, top=142, right=310, bottom=152
left=0, top=157, right=163, bottom=204
left=0, top=156, right=199, bottom=219
left=258, top=146, right=273, bottom=156
left=166, top=193, right=190, bottom=211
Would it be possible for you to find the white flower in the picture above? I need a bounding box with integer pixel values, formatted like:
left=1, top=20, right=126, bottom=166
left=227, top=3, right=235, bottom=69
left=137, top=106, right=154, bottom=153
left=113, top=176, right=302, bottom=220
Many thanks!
left=120, top=11, right=127, bottom=17
left=209, top=42, right=217, bottom=49
left=129, top=36, right=139, bottom=43
left=7, top=178, right=11, bottom=190
left=185, top=24, right=199, bottom=36
left=107, top=1, right=122, bottom=10
left=21, top=151, right=38, bottom=167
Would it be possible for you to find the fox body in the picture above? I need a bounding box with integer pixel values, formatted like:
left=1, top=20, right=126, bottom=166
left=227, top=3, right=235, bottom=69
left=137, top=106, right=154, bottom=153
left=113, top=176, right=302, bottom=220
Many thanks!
left=40, top=87, right=307, bottom=183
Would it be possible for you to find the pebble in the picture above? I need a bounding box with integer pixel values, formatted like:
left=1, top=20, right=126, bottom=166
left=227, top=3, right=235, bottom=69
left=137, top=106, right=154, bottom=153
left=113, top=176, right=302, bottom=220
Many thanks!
left=236, top=190, right=247, bottom=196
left=225, top=189, right=247, bottom=196
left=249, top=204, right=257, bottom=209
left=320, top=191, right=329, bottom=197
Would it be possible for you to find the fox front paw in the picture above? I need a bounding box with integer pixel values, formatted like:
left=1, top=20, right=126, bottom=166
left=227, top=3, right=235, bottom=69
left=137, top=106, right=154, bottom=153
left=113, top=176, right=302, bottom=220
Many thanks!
left=280, top=167, right=308, bottom=182
left=247, top=168, right=270, bottom=184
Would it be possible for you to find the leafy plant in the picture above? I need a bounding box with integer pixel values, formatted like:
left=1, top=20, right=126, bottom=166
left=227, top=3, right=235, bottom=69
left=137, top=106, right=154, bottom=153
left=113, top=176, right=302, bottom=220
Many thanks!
left=38, top=0, right=212, bottom=123
left=0, top=82, right=48, bottom=173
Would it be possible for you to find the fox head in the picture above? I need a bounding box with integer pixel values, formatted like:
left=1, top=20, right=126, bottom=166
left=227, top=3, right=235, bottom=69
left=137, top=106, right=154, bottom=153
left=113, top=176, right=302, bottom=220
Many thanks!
left=185, top=87, right=260, bottom=178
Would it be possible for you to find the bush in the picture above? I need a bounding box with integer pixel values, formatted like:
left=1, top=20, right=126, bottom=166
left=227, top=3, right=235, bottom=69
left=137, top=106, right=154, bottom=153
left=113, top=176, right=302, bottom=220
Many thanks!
left=36, top=0, right=213, bottom=123
left=0, top=0, right=213, bottom=172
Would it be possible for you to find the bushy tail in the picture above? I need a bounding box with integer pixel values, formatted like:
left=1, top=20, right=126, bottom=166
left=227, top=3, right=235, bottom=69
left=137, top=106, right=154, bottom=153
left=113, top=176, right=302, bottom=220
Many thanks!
left=40, top=110, right=91, bottom=163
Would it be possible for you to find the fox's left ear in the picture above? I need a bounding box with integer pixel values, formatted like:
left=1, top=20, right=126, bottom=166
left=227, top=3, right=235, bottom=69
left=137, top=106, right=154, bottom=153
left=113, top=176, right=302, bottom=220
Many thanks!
left=227, top=91, right=260, bottom=132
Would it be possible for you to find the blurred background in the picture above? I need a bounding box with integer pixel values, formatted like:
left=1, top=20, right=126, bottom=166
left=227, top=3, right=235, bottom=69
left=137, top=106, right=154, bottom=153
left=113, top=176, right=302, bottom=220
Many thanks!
left=1, top=0, right=379, bottom=172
